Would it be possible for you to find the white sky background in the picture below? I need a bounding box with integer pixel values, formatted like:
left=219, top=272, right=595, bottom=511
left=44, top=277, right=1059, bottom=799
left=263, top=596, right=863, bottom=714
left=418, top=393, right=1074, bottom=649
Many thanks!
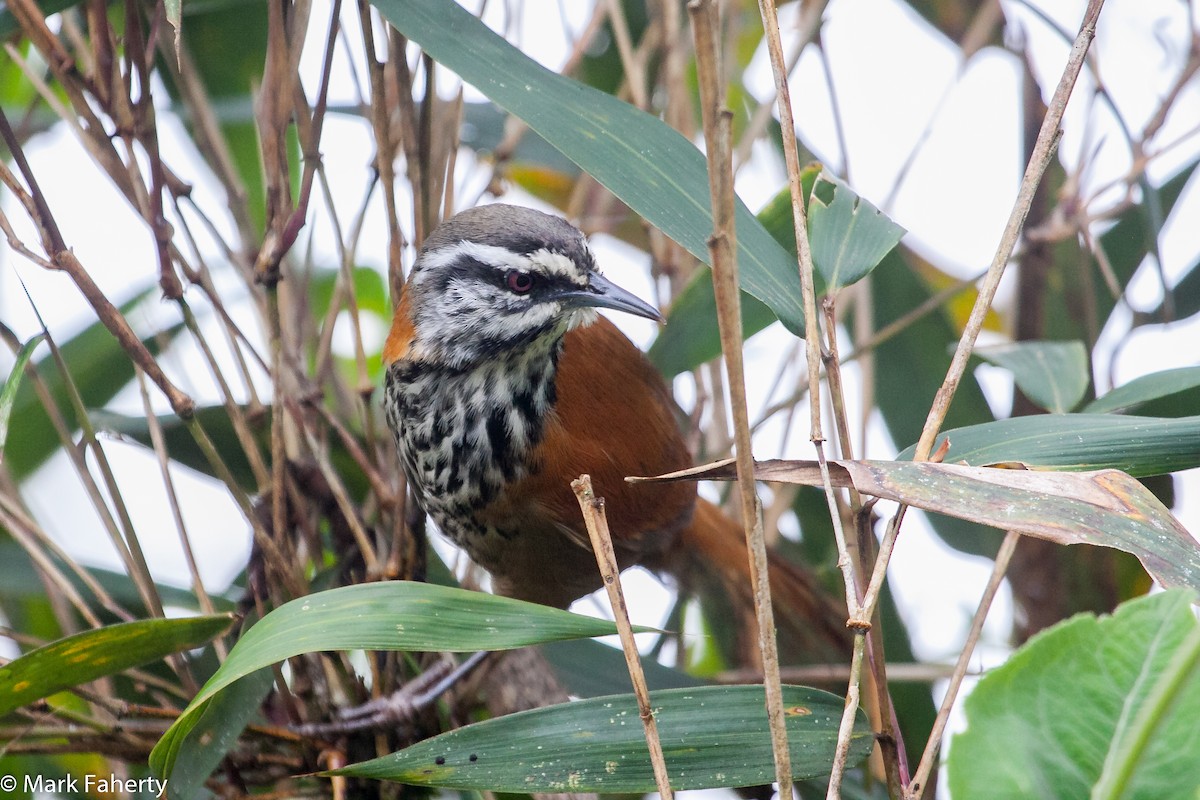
left=2, top=0, right=1200, bottom=792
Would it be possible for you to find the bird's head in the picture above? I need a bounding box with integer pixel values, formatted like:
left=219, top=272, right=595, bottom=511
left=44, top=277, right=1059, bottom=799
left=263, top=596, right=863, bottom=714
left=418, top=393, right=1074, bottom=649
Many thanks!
left=396, top=204, right=661, bottom=369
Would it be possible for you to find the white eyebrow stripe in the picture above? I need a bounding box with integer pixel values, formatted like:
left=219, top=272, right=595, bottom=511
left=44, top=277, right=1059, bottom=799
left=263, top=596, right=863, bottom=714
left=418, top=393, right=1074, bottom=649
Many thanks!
left=420, top=241, right=589, bottom=284
left=421, top=241, right=530, bottom=272
left=527, top=248, right=586, bottom=281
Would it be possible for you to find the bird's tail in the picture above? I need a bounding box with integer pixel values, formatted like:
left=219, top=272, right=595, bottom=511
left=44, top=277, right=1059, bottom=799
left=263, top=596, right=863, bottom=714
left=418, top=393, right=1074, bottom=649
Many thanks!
left=666, top=498, right=851, bottom=666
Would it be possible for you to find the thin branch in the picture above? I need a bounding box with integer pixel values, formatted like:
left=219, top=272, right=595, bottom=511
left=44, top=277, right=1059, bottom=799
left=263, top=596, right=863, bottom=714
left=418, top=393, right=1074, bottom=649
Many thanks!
left=689, top=2, right=793, bottom=796
left=572, top=475, right=673, bottom=800
left=906, top=531, right=1020, bottom=800
left=913, top=0, right=1104, bottom=461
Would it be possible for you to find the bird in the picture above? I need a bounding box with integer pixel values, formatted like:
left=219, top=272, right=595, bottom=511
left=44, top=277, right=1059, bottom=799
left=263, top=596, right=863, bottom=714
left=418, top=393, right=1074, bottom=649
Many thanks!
left=382, top=204, right=847, bottom=656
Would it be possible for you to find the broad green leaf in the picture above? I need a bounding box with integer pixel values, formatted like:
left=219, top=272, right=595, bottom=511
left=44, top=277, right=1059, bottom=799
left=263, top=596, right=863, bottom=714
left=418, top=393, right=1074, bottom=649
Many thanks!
left=575, top=0, right=651, bottom=96
left=871, top=162, right=1196, bottom=560
left=5, top=290, right=181, bottom=480
left=648, top=173, right=876, bottom=377
left=972, top=340, right=1089, bottom=414
left=151, top=582, right=629, bottom=780
left=540, top=640, right=702, bottom=698
left=647, top=181, right=818, bottom=376
left=374, top=0, right=806, bottom=334
left=758, top=168, right=823, bottom=257
left=1085, top=366, right=1200, bottom=415
left=836, top=245, right=995, bottom=560
left=646, top=177, right=813, bottom=377
left=907, top=251, right=1004, bottom=333
left=897, top=414, right=1200, bottom=477
left=866, top=247, right=996, bottom=456
left=163, top=666, right=274, bottom=800
left=0, top=615, right=234, bottom=718
left=808, top=173, right=905, bottom=292
left=309, top=265, right=391, bottom=323
left=949, top=590, right=1200, bottom=800
left=640, top=458, right=1200, bottom=592
left=648, top=267, right=779, bottom=377
left=94, top=406, right=270, bottom=494
left=328, top=685, right=872, bottom=791
left=0, top=333, right=45, bottom=460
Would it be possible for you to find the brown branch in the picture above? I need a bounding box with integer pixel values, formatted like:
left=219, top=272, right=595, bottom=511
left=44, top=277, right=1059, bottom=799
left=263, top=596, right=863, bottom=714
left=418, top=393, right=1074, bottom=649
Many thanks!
left=572, top=475, right=673, bottom=800
left=689, top=2, right=794, bottom=796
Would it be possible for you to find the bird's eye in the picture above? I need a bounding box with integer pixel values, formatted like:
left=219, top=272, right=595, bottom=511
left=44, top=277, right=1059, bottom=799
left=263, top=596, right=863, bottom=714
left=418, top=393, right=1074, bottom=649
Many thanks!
left=505, top=270, right=535, bottom=294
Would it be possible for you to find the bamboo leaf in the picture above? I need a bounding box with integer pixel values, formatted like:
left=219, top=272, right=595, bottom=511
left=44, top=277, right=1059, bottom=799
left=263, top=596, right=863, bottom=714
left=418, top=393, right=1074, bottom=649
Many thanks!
left=648, top=267, right=779, bottom=377
left=1085, top=366, right=1200, bottom=415
left=808, top=173, right=905, bottom=292
left=151, top=582, right=630, bottom=780
left=0, top=333, right=45, bottom=461
left=0, top=615, right=234, bottom=718
left=539, top=640, right=702, bottom=698
left=373, top=0, right=805, bottom=333
left=162, top=667, right=275, bottom=800
left=898, top=414, right=1200, bottom=477
left=972, top=340, right=1090, bottom=414
left=5, top=290, right=182, bottom=480
left=634, top=458, right=1200, bottom=592
left=328, top=685, right=872, bottom=792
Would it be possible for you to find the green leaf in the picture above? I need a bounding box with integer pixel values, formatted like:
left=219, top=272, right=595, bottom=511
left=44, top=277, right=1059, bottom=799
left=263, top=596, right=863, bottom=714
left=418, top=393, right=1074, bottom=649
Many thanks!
left=850, top=246, right=998, bottom=562
left=94, top=406, right=270, bottom=495
left=873, top=162, right=1196, bottom=560
left=374, top=0, right=805, bottom=334
left=0, top=333, right=45, bottom=461
left=0, top=615, right=234, bottom=718
left=648, top=171, right=905, bottom=377
left=866, top=247, right=996, bottom=454
left=898, top=414, right=1200, bottom=477
left=648, top=267, right=779, bottom=377
left=5, top=290, right=183, bottom=480
left=540, top=639, right=702, bottom=698
left=808, top=173, right=905, bottom=292
left=655, top=458, right=1200, bottom=593
left=1085, top=366, right=1200, bottom=415
left=151, top=582, right=629, bottom=780
left=163, top=666, right=274, bottom=800
left=949, top=590, right=1200, bottom=800
left=328, top=685, right=872, bottom=791
left=646, top=179, right=822, bottom=377
left=462, top=101, right=580, bottom=175
left=309, top=265, right=391, bottom=323
left=972, top=340, right=1090, bottom=414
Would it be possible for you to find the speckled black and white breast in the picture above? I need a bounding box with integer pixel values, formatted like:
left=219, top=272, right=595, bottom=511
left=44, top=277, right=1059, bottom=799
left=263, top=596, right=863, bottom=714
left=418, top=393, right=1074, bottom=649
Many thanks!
left=383, top=339, right=562, bottom=558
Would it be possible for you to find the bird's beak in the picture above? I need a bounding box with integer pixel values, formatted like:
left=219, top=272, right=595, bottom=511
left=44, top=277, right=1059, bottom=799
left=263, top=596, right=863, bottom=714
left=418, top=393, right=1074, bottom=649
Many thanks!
left=556, top=272, right=663, bottom=322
